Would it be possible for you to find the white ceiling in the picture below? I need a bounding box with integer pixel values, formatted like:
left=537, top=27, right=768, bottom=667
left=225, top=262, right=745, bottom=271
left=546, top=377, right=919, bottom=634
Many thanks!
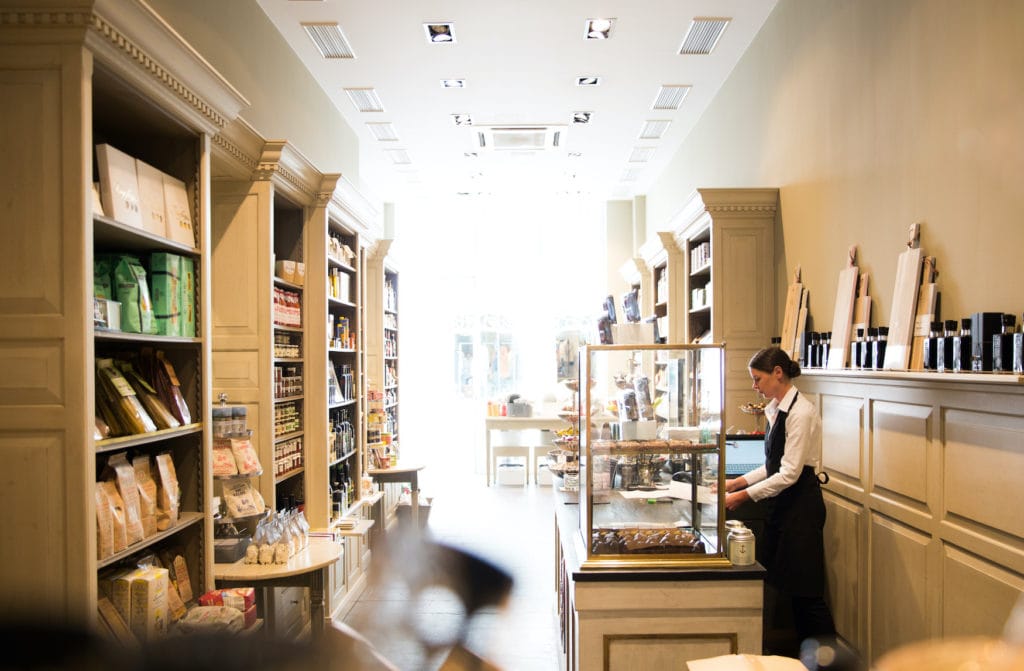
left=256, top=0, right=778, bottom=202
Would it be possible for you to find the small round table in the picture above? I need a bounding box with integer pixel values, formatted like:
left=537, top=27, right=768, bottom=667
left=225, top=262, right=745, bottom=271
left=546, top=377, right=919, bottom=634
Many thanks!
left=214, top=538, right=342, bottom=640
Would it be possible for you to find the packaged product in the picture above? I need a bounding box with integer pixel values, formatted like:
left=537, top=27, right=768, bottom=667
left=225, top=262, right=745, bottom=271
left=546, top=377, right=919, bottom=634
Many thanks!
left=118, top=359, right=180, bottom=430
left=108, top=566, right=147, bottom=626
left=176, top=606, right=243, bottom=635
left=97, top=597, right=135, bottom=646
left=212, top=441, right=238, bottom=477
left=180, top=255, right=195, bottom=337
left=129, top=567, right=168, bottom=641
left=108, top=452, right=144, bottom=545
left=165, top=577, right=187, bottom=622
left=155, top=350, right=192, bottom=425
left=222, top=480, right=259, bottom=520
left=113, top=254, right=157, bottom=334
left=94, top=255, right=115, bottom=300
left=95, top=481, right=114, bottom=560
left=157, top=551, right=193, bottom=605
left=149, top=252, right=181, bottom=337
left=99, top=480, right=128, bottom=553
left=95, top=416, right=111, bottom=440
left=229, top=436, right=261, bottom=475
left=154, top=452, right=179, bottom=529
left=96, top=358, right=157, bottom=435
left=132, top=455, right=158, bottom=538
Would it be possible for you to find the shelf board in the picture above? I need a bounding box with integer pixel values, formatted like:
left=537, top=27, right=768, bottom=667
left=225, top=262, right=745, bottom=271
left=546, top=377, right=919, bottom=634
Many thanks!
left=273, top=276, right=304, bottom=292
left=273, top=324, right=303, bottom=333
left=328, top=296, right=357, bottom=309
left=360, top=490, right=385, bottom=506
left=275, top=394, right=304, bottom=403
left=328, top=347, right=357, bottom=354
left=273, top=357, right=303, bottom=364
left=384, top=402, right=397, bottom=409
left=274, top=430, right=304, bottom=443
left=329, top=399, right=357, bottom=409
left=690, top=263, right=711, bottom=277
left=96, top=423, right=203, bottom=453
left=385, top=355, right=398, bottom=361
left=213, top=469, right=264, bottom=481
left=213, top=507, right=270, bottom=524
left=94, top=330, right=201, bottom=345
left=327, top=257, right=357, bottom=274
left=94, top=215, right=199, bottom=256
left=385, top=308, right=398, bottom=315
left=275, top=466, right=305, bottom=484
left=330, top=518, right=374, bottom=536
left=97, top=512, right=204, bottom=569
left=328, top=449, right=358, bottom=468
left=384, top=384, right=398, bottom=390
left=689, top=306, right=711, bottom=314
left=384, top=326, right=398, bottom=332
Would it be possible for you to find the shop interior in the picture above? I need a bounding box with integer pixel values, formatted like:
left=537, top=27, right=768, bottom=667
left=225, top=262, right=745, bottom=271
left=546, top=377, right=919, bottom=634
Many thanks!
left=1, top=2, right=1023, bottom=671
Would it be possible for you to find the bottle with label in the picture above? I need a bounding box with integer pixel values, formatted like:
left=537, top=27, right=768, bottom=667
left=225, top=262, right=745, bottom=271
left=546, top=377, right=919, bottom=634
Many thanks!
left=1014, top=313, right=1024, bottom=374
left=873, top=326, right=888, bottom=370
left=937, top=320, right=958, bottom=372
left=923, top=321, right=942, bottom=370
left=993, top=313, right=1018, bottom=372
left=953, top=318, right=972, bottom=372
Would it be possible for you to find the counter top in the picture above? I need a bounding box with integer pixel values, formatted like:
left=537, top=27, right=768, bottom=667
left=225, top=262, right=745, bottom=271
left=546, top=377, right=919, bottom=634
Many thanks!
left=554, top=489, right=765, bottom=582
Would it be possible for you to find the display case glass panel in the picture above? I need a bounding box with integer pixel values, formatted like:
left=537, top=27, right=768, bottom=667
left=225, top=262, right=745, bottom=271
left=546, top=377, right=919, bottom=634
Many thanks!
left=578, top=343, right=730, bottom=568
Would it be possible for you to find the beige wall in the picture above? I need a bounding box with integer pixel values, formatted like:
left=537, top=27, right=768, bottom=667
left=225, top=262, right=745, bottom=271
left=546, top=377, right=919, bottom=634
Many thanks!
left=647, top=0, right=1024, bottom=332
left=606, top=200, right=635, bottom=302
left=148, top=0, right=361, bottom=186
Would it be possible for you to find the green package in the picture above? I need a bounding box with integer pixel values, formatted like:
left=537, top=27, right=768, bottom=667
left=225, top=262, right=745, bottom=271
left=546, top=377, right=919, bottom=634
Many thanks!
left=149, top=252, right=181, bottom=337
left=114, top=255, right=157, bottom=334
left=180, top=255, right=195, bottom=338
left=94, top=254, right=115, bottom=300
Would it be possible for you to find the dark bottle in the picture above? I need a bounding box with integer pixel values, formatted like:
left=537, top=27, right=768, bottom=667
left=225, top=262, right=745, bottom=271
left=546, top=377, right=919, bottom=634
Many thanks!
left=771, top=336, right=782, bottom=346
left=952, top=317, right=972, bottom=372
left=923, top=321, right=942, bottom=370
left=862, top=328, right=877, bottom=370
left=1015, top=313, right=1024, bottom=374
left=971, top=312, right=1004, bottom=371
left=822, top=331, right=832, bottom=366
left=852, top=328, right=865, bottom=370
left=937, top=320, right=957, bottom=372
left=873, top=326, right=889, bottom=370
left=805, top=332, right=817, bottom=368
left=993, top=313, right=1018, bottom=372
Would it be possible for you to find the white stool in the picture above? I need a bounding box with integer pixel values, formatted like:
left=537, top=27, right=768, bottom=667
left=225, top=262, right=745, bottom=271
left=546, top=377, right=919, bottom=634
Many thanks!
left=493, top=445, right=531, bottom=486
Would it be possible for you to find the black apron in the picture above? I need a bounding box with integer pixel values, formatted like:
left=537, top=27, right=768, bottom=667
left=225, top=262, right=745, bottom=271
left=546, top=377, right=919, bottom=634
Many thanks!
left=760, top=392, right=827, bottom=597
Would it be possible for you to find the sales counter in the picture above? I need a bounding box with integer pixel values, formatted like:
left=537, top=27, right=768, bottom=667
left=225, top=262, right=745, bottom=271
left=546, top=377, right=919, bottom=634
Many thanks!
left=553, top=488, right=765, bottom=671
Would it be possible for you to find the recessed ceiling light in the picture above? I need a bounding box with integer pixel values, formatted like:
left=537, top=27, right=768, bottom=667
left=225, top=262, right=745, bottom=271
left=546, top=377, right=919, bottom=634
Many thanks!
left=653, top=85, right=691, bottom=110
left=451, top=113, right=473, bottom=126
left=629, top=147, right=656, bottom=163
left=344, top=88, right=384, bottom=113
left=366, top=122, right=399, bottom=141
left=572, top=112, right=592, bottom=124
left=679, top=17, right=731, bottom=55
left=576, top=76, right=601, bottom=87
left=584, top=18, right=615, bottom=40
left=424, top=23, right=455, bottom=44
left=302, top=22, right=355, bottom=59
left=441, top=79, right=466, bottom=88
left=639, top=119, right=672, bottom=140
left=385, top=149, right=412, bottom=165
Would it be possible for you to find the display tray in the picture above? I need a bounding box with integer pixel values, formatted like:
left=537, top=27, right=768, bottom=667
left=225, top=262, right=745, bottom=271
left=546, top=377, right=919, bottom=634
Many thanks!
left=591, top=439, right=719, bottom=454
left=591, top=527, right=707, bottom=555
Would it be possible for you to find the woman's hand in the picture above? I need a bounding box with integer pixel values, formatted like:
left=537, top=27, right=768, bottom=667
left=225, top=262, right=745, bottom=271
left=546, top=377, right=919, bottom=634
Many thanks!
left=725, top=488, right=751, bottom=511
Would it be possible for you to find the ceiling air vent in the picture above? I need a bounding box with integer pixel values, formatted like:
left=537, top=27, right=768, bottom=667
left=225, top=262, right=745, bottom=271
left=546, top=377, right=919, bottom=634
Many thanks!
left=621, top=167, right=642, bottom=182
left=629, top=147, right=656, bottom=163
left=679, top=17, right=731, bottom=55
left=653, top=85, right=691, bottom=110
left=344, top=88, right=384, bottom=113
left=366, top=122, right=399, bottom=141
left=302, top=23, right=355, bottom=59
left=475, top=126, right=566, bottom=153
left=639, top=119, right=672, bottom=140
left=385, top=149, right=412, bottom=165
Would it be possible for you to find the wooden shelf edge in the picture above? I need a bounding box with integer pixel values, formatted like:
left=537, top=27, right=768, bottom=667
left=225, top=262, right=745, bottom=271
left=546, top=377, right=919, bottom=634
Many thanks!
left=275, top=466, right=305, bottom=484
left=97, top=512, right=205, bottom=569
left=96, top=423, right=203, bottom=453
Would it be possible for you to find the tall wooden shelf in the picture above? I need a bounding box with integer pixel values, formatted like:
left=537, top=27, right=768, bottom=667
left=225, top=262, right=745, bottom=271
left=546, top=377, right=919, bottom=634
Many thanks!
left=642, top=188, right=778, bottom=432
left=0, top=0, right=247, bottom=623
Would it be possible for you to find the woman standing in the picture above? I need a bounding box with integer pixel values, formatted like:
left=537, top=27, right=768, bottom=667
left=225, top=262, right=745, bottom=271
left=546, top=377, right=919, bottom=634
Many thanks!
left=723, top=346, right=836, bottom=645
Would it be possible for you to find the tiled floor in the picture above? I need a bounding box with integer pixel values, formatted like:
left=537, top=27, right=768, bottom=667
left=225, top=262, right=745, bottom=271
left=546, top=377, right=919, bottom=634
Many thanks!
left=340, top=475, right=560, bottom=671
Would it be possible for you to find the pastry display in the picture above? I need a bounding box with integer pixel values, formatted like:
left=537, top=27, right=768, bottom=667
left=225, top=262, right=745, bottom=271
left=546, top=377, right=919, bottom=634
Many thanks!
left=591, top=528, right=706, bottom=555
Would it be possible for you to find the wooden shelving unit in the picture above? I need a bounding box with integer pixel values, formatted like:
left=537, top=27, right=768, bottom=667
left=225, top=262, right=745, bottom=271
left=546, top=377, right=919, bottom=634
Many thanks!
left=0, top=0, right=247, bottom=625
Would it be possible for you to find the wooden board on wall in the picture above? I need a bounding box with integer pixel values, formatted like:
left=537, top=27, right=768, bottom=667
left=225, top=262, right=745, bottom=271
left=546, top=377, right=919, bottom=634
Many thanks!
left=828, top=264, right=859, bottom=369
left=883, top=246, right=923, bottom=370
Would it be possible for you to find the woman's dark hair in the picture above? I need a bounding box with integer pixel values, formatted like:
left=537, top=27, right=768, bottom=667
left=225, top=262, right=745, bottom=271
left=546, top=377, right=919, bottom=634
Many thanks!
left=748, top=346, right=801, bottom=379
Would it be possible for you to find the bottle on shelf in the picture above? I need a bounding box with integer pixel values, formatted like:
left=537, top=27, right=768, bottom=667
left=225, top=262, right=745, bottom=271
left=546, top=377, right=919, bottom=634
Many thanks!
left=993, top=313, right=1018, bottom=372
left=937, top=320, right=958, bottom=372
left=1014, top=313, right=1024, bottom=374
left=952, top=318, right=972, bottom=372
left=852, top=328, right=865, bottom=370
left=873, top=327, right=888, bottom=371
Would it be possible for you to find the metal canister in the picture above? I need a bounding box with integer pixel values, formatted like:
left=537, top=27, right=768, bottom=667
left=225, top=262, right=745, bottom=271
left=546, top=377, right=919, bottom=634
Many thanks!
left=728, top=526, right=756, bottom=566
left=724, top=520, right=745, bottom=557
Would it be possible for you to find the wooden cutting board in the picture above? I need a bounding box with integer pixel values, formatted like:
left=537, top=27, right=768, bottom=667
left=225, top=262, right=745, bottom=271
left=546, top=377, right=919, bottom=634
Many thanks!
left=883, top=245, right=924, bottom=370
left=852, top=273, right=871, bottom=335
left=908, top=257, right=937, bottom=370
left=794, top=290, right=810, bottom=366
left=827, top=263, right=859, bottom=369
left=779, top=267, right=803, bottom=358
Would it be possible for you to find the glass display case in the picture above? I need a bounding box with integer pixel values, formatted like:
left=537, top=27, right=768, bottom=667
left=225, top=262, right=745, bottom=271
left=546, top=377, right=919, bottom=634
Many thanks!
left=577, top=343, right=730, bottom=569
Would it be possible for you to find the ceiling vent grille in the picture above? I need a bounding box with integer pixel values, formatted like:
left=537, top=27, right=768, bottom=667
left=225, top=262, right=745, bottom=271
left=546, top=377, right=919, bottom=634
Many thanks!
left=639, top=120, right=672, bottom=140
left=366, top=122, right=399, bottom=141
left=653, top=85, right=691, bottom=110
left=302, top=23, right=355, bottom=59
left=475, top=125, right=566, bottom=152
left=679, top=17, right=731, bottom=55
left=344, top=88, right=384, bottom=112
left=621, top=167, right=642, bottom=182
left=385, top=149, right=412, bottom=165
left=629, top=147, right=656, bottom=163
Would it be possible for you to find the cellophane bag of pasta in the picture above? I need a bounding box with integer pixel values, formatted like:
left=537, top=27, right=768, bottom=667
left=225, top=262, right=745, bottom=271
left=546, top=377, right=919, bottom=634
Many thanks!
left=229, top=436, right=261, bottom=475
left=155, top=452, right=180, bottom=530
left=274, top=516, right=291, bottom=564
left=97, top=358, right=157, bottom=435
left=139, top=348, right=192, bottom=426
left=212, top=440, right=238, bottom=477
left=107, top=452, right=144, bottom=545
left=258, top=518, right=278, bottom=565
left=95, top=481, right=114, bottom=559
left=132, top=455, right=159, bottom=538
left=99, top=480, right=128, bottom=553
left=118, top=359, right=180, bottom=430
